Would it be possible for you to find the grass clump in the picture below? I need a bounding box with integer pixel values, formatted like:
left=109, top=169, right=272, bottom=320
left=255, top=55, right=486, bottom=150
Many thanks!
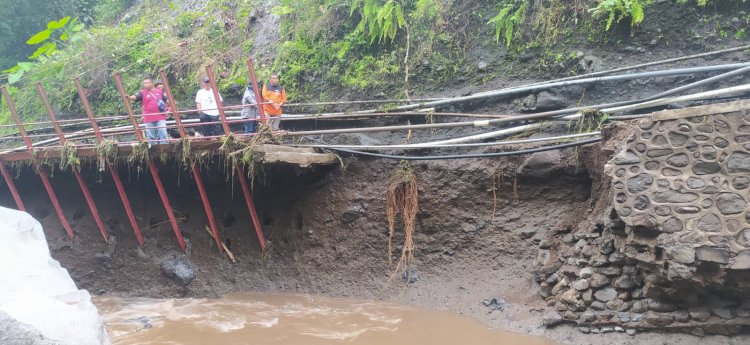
left=570, top=109, right=608, bottom=134
left=59, top=141, right=81, bottom=172
left=96, top=138, right=118, bottom=171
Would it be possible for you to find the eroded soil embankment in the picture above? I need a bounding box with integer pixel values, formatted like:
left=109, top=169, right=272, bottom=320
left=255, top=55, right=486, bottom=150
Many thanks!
left=1, top=137, right=748, bottom=344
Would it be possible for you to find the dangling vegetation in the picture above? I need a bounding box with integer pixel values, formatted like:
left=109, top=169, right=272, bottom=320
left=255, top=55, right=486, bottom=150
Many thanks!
left=385, top=160, right=419, bottom=273
left=59, top=140, right=81, bottom=172
left=96, top=138, right=118, bottom=171
left=127, top=141, right=150, bottom=172
left=570, top=109, right=609, bottom=134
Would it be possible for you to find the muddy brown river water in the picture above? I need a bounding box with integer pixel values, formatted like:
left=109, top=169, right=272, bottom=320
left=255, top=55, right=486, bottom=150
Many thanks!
left=94, top=293, right=554, bottom=345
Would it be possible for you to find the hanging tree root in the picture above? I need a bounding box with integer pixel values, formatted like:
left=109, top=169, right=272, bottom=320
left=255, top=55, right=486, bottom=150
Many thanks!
left=386, top=160, right=419, bottom=276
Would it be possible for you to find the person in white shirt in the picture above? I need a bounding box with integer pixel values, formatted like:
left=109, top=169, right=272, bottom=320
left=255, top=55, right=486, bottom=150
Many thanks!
left=195, top=77, right=223, bottom=137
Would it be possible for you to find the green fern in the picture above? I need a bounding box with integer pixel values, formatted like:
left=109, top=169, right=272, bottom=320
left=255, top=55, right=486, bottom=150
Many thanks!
left=592, top=0, right=651, bottom=31
left=350, top=0, right=407, bottom=44
left=488, top=0, right=527, bottom=47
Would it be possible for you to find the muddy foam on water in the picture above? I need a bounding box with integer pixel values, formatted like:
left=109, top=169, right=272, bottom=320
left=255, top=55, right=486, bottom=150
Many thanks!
left=94, top=293, right=554, bottom=345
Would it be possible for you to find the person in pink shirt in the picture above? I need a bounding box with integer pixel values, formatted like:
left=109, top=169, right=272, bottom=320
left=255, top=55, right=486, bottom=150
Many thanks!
left=128, top=79, right=168, bottom=144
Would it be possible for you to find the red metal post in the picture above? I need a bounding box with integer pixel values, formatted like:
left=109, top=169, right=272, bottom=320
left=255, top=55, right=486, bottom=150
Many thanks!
left=204, top=65, right=231, bottom=136
left=113, top=73, right=186, bottom=252
left=160, top=70, right=223, bottom=253
left=74, top=78, right=144, bottom=246
left=36, top=83, right=109, bottom=243
left=247, top=58, right=267, bottom=125
left=38, top=166, right=75, bottom=239
left=235, top=164, right=266, bottom=250
left=1, top=85, right=74, bottom=239
left=147, top=162, right=186, bottom=251
left=158, top=70, right=187, bottom=139
left=191, top=163, right=224, bottom=252
left=0, top=162, right=25, bottom=211
left=113, top=73, right=145, bottom=141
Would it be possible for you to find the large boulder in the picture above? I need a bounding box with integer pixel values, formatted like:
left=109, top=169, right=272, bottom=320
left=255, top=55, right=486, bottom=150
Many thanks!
left=0, top=207, right=109, bottom=345
left=160, top=255, right=196, bottom=286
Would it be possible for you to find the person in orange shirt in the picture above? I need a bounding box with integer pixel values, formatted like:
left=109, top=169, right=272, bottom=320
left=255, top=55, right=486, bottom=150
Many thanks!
left=262, top=74, right=286, bottom=130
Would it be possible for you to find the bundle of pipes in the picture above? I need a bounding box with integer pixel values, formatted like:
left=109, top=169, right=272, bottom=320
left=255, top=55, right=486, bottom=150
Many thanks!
left=2, top=46, right=749, bottom=160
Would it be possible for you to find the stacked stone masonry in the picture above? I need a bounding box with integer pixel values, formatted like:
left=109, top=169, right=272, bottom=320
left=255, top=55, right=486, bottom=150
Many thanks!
left=534, top=102, right=750, bottom=336
left=609, top=109, right=750, bottom=271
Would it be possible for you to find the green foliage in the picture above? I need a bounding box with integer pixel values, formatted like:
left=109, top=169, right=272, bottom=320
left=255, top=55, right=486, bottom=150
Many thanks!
left=592, top=0, right=650, bottom=31
left=350, top=0, right=407, bottom=43
left=488, top=0, right=528, bottom=47
left=3, top=16, right=84, bottom=84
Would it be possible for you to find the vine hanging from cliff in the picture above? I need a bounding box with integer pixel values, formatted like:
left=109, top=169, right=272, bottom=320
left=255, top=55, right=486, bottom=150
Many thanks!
left=386, top=160, right=419, bottom=272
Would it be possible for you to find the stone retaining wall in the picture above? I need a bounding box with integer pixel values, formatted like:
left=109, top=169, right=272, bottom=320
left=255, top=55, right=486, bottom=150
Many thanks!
left=535, top=101, right=750, bottom=336
left=608, top=101, right=750, bottom=273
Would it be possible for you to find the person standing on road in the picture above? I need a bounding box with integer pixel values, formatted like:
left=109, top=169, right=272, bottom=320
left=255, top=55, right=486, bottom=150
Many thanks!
left=195, top=77, right=223, bottom=137
left=262, top=74, right=286, bottom=130
left=128, top=78, right=168, bottom=144
left=241, top=84, right=259, bottom=134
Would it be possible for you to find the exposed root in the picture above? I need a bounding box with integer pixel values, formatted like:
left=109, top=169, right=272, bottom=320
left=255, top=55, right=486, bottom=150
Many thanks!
left=386, top=160, right=419, bottom=274
left=491, top=168, right=498, bottom=220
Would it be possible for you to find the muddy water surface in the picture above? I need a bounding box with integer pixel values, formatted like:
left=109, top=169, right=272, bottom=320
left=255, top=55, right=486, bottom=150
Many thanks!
left=95, top=293, right=554, bottom=345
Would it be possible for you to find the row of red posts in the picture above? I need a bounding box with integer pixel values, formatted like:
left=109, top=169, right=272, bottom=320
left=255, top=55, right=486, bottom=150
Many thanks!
left=0, top=58, right=269, bottom=253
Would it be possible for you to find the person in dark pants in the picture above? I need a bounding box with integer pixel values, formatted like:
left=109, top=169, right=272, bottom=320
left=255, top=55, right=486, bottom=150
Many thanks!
left=241, top=85, right=258, bottom=134
left=194, top=77, right=223, bottom=137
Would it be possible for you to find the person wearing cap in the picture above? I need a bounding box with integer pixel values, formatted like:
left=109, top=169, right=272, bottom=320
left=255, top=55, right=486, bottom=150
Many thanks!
left=262, top=74, right=286, bottom=130
left=241, top=84, right=258, bottom=134
left=195, top=77, right=223, bottom=137
left=155, top=80, right=164, bottom=91
left=128, top=78, right=168, bottom=144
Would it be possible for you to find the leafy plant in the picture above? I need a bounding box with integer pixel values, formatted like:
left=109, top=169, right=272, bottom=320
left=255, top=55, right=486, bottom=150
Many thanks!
left=3, top=17, right=85, bottom=84
left=488, top=0, right=528, bottom=47
left=591, top=0, right=650, bottom=31
left=350, top=0, right=407, bottom=44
